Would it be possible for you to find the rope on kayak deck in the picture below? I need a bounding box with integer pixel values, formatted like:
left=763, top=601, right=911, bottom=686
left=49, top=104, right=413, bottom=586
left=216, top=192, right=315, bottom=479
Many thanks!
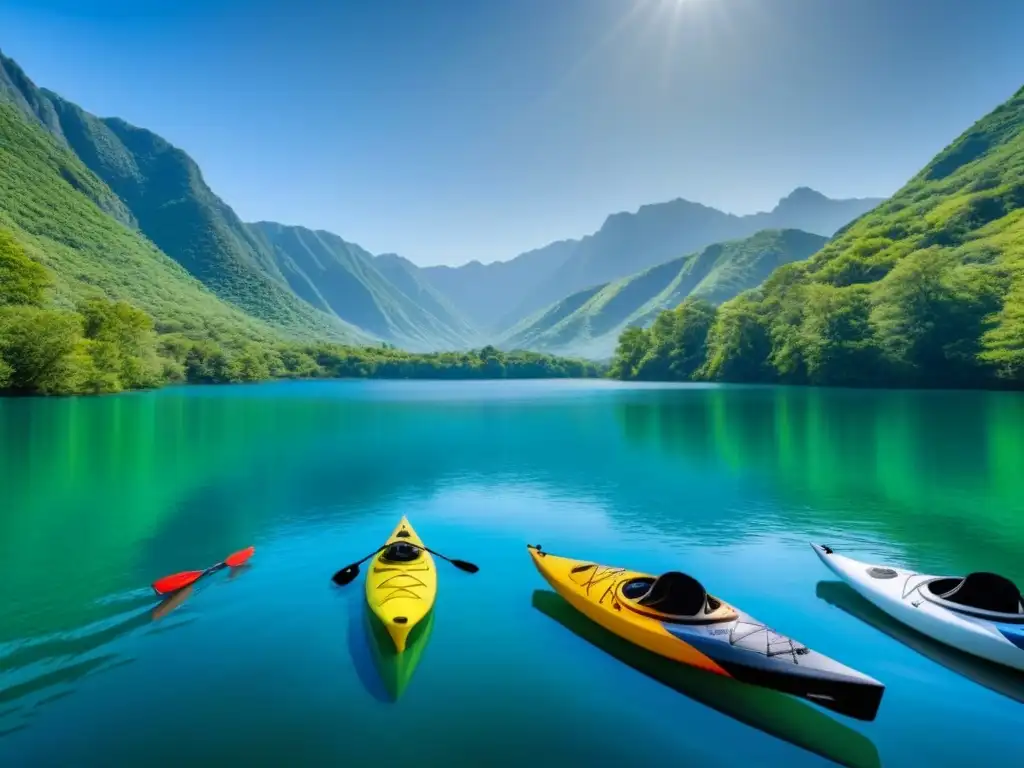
left=570, top=563, right=627, bottom=608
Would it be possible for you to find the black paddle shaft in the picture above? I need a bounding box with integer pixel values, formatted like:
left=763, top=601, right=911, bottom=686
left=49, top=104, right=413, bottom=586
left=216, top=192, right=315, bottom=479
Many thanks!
left=331, top=543, right=478, bottom=586
left=413, top=544, right=479, bottom=573
left=331, top=546, right=386, bottom=586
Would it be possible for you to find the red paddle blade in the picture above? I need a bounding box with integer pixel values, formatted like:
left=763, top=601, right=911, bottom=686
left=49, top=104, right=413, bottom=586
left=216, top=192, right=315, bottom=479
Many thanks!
left=152, top=570, right=204, bottom=596
left=225, top=546, right=255, bottom=568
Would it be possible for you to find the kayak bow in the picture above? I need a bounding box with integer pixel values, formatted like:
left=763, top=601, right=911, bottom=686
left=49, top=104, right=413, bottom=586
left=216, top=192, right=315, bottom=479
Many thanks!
left=366, top=517, right=437, bottom=653
left=528, top=544, right=884, bottom=720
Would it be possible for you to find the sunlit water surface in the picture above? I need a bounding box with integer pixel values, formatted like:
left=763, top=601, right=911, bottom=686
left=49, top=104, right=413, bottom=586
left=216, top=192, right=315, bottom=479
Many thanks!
left=1, top=380, right=1023, bottom=766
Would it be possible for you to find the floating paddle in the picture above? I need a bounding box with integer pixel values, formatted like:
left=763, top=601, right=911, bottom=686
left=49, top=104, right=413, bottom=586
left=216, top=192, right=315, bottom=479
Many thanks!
left=151, top=546, right=255, bottom=596
left=331, top=544, right=479, bottom=587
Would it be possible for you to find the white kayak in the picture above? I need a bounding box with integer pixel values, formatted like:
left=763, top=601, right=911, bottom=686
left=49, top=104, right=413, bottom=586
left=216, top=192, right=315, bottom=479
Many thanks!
left=811, top=544, right=1024, bottom=672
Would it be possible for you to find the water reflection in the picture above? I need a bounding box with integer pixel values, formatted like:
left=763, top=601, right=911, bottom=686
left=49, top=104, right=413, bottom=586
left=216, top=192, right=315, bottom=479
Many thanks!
left=816, top=580, right=1024, bottom=705
left=1, top=381, right=1022, bottom=764
left=346, top=599, right=390, bottom=704
left=365, top=607, right=434, bottom=701
left=613, top=387, right=1024, bottom=579
left=531, top=590, right=880, bottom=768
left=5, top=383, right=1023, bottom=645
left=151, top=586, right=194, bottom=622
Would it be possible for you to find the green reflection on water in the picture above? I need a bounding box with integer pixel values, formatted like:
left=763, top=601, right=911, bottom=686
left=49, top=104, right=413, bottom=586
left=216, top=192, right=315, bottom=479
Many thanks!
left=614, top=386, right=1024, bottom=581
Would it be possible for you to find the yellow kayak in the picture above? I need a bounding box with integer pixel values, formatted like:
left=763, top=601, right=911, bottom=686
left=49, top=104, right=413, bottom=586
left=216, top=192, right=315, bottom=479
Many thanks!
left=527, top=544, right=885, bottom=720
left=365, top=516, right=437, bottom=653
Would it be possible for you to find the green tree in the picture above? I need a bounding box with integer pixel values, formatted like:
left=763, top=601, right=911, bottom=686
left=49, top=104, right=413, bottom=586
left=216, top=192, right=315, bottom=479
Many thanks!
left=668, top=298, right=718, bottom=380
left=0, top=228, right=49, bottom=307
left=609, top=326, right=650, bottom=380
left=798, top=284, right=880, bottom=385
left=870, top=250, right=1000, bottom=386
left=77, top=297, right=164, bottom=389
left=0, top=306, right=85, bottom=394
left=701, top=294, right=772, bottom=381
left=981, top=275, right=1024, bottom=381
left=634, top=311, right=679, bottom=381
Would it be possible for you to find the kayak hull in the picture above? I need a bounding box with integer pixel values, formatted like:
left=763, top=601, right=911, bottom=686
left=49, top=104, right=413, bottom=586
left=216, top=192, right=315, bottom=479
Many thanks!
left=365, top=517, right=437, bottom=653
left=811, top=544, right=1024, bottom=672
left=528, top=545, right=885, bottom=721
left=533, top=589, right=882, bottom=768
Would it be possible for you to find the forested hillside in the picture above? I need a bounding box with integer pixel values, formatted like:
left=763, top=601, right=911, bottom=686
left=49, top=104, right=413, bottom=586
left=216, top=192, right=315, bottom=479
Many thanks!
left=0, top=53, right=367, bottom=343
left=502, top=229, right=826, bottom=359
left=612, top=85, right=1024, bottom=389
left=0, top=56, right=598, bottom=395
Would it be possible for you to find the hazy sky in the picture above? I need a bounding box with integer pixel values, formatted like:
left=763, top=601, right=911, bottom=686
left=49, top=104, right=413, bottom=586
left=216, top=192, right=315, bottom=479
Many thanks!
left=2, top=0, right=1022, bottom=266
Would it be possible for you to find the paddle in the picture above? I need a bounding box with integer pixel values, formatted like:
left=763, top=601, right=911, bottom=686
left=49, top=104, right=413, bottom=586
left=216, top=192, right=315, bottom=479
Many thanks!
left=151, top=546, right=255, bottom=596
left=418, top=545, right=479, bottom=574
left=331, top=546, right=386, bottom=586
left=331, top=544, right=479, bottom=587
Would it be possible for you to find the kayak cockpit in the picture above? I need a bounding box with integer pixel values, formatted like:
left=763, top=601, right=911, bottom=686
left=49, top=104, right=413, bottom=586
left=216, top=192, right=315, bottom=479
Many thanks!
left=921, top=572, right=1024, bottom=619
left=619, top=571, right=738, bottom=624
left=380, top=542, right=423, bottom=563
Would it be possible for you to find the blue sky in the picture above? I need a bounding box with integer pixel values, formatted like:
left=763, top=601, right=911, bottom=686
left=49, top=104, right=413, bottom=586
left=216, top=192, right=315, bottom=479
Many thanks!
left=1, top=0, right=1022, bottom=266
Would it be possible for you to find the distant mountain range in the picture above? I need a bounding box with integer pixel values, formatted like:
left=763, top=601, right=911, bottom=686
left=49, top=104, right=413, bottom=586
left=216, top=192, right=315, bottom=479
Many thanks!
left=0, top=48, right=884, bottom=358
left=501, top=229, right=828, bottom=359
left=250, top=222, right=478, bottom=349
left=421, top=188, right=882, bottom=332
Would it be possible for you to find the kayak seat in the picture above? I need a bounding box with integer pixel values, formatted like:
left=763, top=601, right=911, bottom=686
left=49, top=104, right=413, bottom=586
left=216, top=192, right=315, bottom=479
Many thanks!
left=927, top=572, right=1023, bottom=615
left=381, top=543, right=422, bottom=563
left=636, top=571, right=708, bottom=617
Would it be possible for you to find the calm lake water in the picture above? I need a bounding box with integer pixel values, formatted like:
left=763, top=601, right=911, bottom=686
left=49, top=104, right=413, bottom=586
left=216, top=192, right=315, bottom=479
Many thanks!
left=1, top=380, right=1023, bottom=767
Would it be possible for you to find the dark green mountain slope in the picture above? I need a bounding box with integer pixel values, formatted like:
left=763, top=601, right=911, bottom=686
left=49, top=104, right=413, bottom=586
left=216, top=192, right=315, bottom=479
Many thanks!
left=0, top=50, right=361, bottom=343
left=0, top=100, right=288, bottom=343
left=421, top=191, right=881, bottom=332
left=614, top=84, right=1024, bottom=388
left=503, top=229, right=826, bottom=359
left=250, top=222, right=475, bottom=350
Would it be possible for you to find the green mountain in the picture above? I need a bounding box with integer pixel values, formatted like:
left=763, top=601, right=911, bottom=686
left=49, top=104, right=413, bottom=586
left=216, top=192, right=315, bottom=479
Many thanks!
left=0, top=91, right=598, bottom=394
left=0, top=51, right=363, bottom=343
left=502, top=229, right=827, bottom=359
left=613, top=84, right=1024, bottom=389
left=0, top=97, right=290, bottom=344
left=373, top=253, right=479, bottom=344
left=422, top=191, right=881, bottom=332
left=0, top=50, right=494, bottom=351
left=250, top=222, right=476, bottom=350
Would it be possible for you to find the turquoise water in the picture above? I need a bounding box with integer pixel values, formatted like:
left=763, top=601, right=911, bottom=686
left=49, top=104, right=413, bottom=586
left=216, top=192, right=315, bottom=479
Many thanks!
left=1, top=380, right=1023, bottom=766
